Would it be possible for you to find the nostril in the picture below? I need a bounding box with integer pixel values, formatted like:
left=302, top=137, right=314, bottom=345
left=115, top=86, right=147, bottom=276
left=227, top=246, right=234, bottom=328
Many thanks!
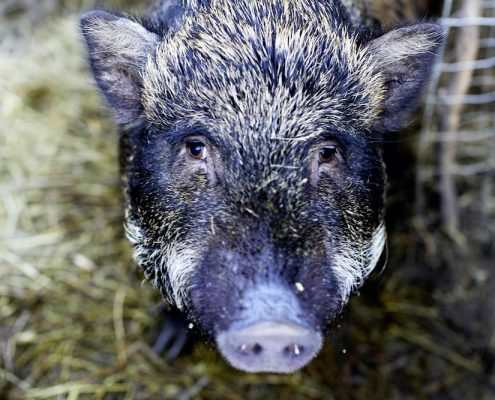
left=238, top=343, right=263, bottom=356
left=252, top=343, right=262, bottom=355
left=283, top=343, right=305, bottom=357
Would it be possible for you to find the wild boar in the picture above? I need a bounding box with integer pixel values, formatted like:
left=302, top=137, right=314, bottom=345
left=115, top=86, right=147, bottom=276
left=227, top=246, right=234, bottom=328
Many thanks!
left=81, top=0, right=444, bottom=373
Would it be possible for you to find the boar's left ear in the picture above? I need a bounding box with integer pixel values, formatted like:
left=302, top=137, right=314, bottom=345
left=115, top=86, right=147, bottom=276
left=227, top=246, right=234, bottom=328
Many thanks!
left=368, top=23, right=445, bottom=132
left=80, top=11, right=159, bottom=124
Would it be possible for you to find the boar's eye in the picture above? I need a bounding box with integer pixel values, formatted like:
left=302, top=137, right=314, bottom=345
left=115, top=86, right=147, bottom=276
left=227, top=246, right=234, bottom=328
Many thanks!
left=318, top=144, right=340, bottom=164
left=186, top=141, right=207, bottom=160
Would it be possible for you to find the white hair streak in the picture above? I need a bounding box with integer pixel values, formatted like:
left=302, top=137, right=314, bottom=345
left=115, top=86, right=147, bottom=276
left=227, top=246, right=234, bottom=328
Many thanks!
left=332, top=222, right=386, bottom=303
left=125, top=219, right=199, bottom=309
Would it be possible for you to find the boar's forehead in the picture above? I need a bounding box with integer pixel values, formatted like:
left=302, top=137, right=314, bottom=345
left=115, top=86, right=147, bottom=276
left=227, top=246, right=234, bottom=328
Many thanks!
left=142, top=0, right=385, bottom=141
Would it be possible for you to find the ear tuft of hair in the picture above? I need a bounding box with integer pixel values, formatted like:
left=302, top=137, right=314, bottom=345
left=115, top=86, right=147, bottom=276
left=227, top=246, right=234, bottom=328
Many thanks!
left=80, top=10, right=159, bottom=124
left=368, top=22, right=446, bottom=132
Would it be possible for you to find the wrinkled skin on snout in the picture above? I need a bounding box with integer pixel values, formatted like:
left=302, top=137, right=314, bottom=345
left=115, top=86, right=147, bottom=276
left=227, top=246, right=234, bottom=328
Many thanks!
left=81, top=0, right=444, bottom=373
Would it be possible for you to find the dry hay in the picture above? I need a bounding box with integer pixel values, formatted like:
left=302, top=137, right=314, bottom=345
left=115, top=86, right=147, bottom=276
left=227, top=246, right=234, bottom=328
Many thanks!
left=0, top=3, right=209, bottom=399
left=0, top=3, right=334, bottom=399
left=0, top=1, right=492, bottom=399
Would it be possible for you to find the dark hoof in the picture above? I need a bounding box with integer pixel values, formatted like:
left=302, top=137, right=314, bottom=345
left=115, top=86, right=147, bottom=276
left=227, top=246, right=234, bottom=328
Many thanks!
left=152, top=307, right=190, bottom=361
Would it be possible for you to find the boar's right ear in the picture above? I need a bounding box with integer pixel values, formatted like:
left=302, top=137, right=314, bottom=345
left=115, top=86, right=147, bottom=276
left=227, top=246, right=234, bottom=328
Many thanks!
left=368, top=23, right=445, bottom=132
left=80, top=11, right=159, bottom=124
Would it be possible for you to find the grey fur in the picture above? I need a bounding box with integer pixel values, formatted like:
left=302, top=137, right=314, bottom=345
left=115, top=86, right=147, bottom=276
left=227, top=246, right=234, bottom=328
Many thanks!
left=81, top=0, right=444, bottom=372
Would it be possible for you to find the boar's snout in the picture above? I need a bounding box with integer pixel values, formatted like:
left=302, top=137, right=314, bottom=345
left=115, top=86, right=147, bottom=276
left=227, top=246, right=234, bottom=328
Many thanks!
left=217, top=321, right=322, bottom=373
left=215, top=283, right=322, bottom=373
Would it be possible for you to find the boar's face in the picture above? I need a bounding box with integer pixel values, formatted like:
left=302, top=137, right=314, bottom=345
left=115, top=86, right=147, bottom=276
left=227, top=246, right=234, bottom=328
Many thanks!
left=81, top=0, right=444, bottom=373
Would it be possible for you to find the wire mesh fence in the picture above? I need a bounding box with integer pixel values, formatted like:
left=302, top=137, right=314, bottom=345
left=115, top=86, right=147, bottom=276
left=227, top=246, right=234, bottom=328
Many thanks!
left=417, top=0, right=495, bottom=244
left=409, top=3, right=495, bottom=395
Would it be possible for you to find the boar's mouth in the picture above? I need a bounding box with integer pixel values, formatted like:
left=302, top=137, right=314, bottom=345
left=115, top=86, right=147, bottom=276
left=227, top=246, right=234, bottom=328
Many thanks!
left=188, top=238, right=343, bottom=373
